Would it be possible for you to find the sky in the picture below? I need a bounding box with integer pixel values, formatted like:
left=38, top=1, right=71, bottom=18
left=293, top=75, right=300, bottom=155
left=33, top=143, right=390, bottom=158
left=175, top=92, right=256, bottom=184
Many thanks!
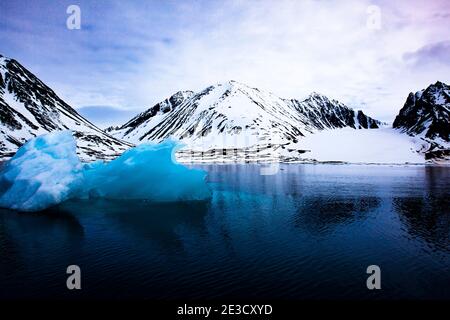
left=1, top=0, right=449, bottom=126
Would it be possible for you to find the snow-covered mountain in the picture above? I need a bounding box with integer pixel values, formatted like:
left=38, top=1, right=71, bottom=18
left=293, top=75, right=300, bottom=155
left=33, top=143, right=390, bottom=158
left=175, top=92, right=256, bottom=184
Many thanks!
left=393, top=81, right=449, bottom=161
left=2, top=53, right=446, bottom=164
left=0, top=54, right=132, bottom=161
left=109, top=80, right=381, bottom=161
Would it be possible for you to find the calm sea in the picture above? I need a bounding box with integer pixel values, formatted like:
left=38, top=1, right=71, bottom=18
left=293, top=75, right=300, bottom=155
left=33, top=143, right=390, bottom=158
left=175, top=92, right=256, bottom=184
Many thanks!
left=0, top=164, right=449, bottom=300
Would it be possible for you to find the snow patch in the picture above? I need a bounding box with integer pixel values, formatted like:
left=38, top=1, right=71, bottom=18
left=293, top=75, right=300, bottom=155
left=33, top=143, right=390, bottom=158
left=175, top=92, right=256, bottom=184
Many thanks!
left=295, top=128, right=426, bottom=164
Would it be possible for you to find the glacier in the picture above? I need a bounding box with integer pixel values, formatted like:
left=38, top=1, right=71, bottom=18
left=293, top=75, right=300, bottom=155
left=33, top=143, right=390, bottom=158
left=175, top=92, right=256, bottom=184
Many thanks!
left=0, top=131, right=211, bottom=212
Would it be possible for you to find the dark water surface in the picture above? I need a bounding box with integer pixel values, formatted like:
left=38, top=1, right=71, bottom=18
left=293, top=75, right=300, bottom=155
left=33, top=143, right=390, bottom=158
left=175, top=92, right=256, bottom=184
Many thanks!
left=0, top=164, right=449, bottom=300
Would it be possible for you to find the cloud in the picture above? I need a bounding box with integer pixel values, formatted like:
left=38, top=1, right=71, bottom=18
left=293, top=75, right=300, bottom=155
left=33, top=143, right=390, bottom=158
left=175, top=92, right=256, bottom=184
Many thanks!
left=1, top=0, right=449, bottom=122
left=403, top=41, right=450, bottom=66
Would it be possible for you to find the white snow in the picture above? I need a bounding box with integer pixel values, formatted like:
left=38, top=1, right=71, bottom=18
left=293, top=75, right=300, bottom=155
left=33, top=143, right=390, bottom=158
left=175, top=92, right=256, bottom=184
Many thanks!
left=434, top=92, right=447, bottom=105
left=293, top=127, right=425, bottom=164
left=111, top=80, right=441, bottom=164
left=114, top=81, right=378, bottom=154
left=2, top=91, right=43, bottom=129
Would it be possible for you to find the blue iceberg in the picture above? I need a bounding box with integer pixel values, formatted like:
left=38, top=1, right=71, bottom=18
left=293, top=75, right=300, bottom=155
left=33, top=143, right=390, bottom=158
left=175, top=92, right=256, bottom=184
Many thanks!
left=0, top=131, right=83, bottom=211
left=83, top=141, right=211, bottom=202
left=0, top=131, right=211, bottom=212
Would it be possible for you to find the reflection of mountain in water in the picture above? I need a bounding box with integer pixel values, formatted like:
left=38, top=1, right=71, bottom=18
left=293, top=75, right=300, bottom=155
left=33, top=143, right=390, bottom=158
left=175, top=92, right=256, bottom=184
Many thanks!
left=293, top=196, right=381, bottom=234
left=199, top=164, right=383, bottom=235
left=1, top=164, right=449, bottom=300
left=393, top=167, right=450, bottom=252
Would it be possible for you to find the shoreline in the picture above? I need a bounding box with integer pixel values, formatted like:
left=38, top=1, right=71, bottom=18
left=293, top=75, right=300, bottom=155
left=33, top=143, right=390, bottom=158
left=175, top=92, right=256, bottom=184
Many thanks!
left=181, top=160, right=450, bottom=167
left=1, top=158, right=449, bottom=167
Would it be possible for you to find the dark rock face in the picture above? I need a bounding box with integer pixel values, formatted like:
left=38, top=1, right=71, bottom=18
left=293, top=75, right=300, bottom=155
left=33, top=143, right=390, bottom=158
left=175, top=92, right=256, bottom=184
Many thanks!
left=290, top=93, right=380, bottom=131
left=393, top=81, right=449, bottom=142
left=357, top=110, right=379, bottom=129
left=0, top=54, right=131, bottom=161
left=393, top=81, right=450, bottom=161
left=119, top=91, right=194, bottom=137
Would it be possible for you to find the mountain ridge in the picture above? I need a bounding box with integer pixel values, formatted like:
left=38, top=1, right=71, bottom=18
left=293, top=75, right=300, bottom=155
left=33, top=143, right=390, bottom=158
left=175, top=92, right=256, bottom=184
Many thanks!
left=1, top=54, right=448, bottom=164
left=393, top=81, right=449, bottom=160
left=0, top=54, right=132, bottom=161
left=110, top=80, right=382, bottom=147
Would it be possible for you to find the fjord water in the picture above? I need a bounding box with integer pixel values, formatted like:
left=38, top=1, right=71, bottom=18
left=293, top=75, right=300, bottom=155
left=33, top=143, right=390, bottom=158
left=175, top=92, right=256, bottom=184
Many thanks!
left=0, top=164, right=448, bottom=300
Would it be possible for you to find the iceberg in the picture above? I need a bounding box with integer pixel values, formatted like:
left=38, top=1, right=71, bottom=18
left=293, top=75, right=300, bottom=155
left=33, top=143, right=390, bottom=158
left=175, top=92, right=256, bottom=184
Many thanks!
left=0, top=131, right=83, bottom=211
left=83, top=141, right=211, bottom=202
left=0, top=131, right=211, bottom=212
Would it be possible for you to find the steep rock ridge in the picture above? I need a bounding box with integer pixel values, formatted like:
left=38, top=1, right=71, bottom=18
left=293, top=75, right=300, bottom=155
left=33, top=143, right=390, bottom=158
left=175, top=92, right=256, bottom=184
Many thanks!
left=106, top=90, right=194, bottom=140
left=393, top=81, right=449, bottom=160
left=287, top=93, right=380, bottom=131
left=0, top=54, right=132, bottom=161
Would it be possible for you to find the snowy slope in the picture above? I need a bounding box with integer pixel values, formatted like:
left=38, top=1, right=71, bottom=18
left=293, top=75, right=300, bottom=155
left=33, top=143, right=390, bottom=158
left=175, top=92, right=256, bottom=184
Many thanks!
left=393, top=81, right=449, bottom=161
left=110, top=80, right=381, bottom=161
left=3, top=52, right=445, bottom=165
left=0, top=54, right=132, bottom=161
left=287, top=128, right=425, bottom=164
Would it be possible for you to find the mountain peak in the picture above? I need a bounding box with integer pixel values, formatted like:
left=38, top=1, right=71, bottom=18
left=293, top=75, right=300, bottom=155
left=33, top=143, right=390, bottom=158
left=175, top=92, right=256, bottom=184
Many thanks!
left=111, top=79, right=381, bottom=148
left=393, top=81, right=449, bottom=143
left=305, top=91, right=333, bottom=102
left=418, top=81, right=449, bottom=107
left=214, top=80, right=254, bottom=91
left=425, top=80, right=449, bottom=92
left=433, top=80, right=448, bottom=88
left=308, top=91, right=326, bottom=97
left=0, top=54, right=131, bottom=161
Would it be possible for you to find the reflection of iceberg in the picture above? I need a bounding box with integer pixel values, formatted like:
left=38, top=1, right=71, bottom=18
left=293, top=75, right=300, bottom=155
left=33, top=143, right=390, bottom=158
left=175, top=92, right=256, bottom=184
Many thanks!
left=0, top=131, right=211, bottom=212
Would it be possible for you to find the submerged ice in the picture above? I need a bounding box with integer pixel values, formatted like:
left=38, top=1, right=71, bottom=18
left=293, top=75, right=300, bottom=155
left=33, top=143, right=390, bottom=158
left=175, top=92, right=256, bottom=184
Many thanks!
left=0, top=131, right=211, bottom=212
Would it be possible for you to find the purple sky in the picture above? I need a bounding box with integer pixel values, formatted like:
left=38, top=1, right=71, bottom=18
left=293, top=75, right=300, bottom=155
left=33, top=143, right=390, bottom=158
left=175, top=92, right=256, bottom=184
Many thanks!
left=1, top=0, right=449, bottom=125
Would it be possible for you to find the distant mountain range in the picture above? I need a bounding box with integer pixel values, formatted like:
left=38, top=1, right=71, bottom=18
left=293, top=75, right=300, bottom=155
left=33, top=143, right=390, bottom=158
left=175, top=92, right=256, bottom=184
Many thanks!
left=0, top=54, right=448, bottom=163
left=107, top=81, right=384, bottom=162
left=108, top=81, right=381, bottom=144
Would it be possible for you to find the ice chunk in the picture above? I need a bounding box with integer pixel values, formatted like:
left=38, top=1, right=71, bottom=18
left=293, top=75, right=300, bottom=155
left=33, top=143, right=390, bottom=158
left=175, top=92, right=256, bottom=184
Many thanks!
left=0, top=131, right=211, bottom=212
left=83, top=141, right=211, bottom=202
left=0, top=131, right=83, bottom=211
